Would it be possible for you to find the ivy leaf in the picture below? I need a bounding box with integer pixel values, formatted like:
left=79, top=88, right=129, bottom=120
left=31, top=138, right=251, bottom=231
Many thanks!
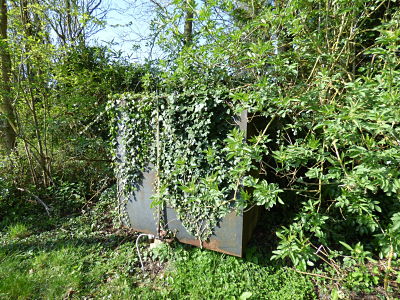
left=239, top=292, right=253, bottom=300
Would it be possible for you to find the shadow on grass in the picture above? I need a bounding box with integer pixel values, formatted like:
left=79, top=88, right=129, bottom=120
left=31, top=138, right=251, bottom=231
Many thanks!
left=0, top=229, right=138, bottom=254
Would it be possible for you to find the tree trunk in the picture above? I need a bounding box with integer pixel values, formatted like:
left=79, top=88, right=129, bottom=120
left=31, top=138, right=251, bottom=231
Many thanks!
left=19, top=0, right=52, bottom=186
left=183, top=0, right=193, bottom=46
left=0, top=0, right=17, bottom=153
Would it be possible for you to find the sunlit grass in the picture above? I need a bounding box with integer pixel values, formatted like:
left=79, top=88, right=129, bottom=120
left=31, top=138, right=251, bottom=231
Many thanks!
left=0, top=220, right=316, bottom=299
left=0, top=193, right=316, bottom=299
left=7, top=223, right=30, bottom=239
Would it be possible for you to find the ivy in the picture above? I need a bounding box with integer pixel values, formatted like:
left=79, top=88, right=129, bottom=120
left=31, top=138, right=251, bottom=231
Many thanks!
left=110, top=0, right=400, bottom=272
left=107, top=93, right=156, bottom=225
left=156, top=87, right=238, bottom=239
left=107, top=86, right=281, bottom=241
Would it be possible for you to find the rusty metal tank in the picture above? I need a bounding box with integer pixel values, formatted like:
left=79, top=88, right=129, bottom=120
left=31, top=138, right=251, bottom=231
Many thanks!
left=117, top=111, right=260, bottom=257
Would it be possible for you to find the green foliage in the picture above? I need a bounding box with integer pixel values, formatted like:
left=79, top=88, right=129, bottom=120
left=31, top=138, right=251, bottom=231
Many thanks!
left=156, top=87, right=238, bottom=239
left=1, top=0, right=149, bottom=223
left=148, top=247, right=316, bottom=299
left=245, top=4, right=400, bottom=268
left=142, top=0, right=400, bottom=277
left=108, top=81, right=283, bottom=240
left=108, top=2, right=400, bottom=279
left=7, top=223, right=30, bottom=239
left=90, top=185, right=121, bottom=229
left=149, top=241, right=173, bottom=263
left=3, top=0, right=400, bottom=297
left=107, top=93, right=155, bottom=225
left=108, top=88, right=235, bottom=238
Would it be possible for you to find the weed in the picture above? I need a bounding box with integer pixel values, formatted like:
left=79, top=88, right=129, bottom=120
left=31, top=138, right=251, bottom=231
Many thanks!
left=0, top=185, right=317, bottom=299
left=7, top=223, right=30, bottom=239
left=139, top=246, right=316, bottom=299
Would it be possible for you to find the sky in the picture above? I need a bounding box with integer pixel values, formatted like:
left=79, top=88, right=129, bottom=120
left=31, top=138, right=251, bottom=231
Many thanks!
left=91, top=0, right=159, bottom=62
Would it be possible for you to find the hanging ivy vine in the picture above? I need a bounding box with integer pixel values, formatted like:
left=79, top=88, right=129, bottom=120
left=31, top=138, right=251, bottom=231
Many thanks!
left=108, top=83, right=283, bottom=241
left=107, top=93, right=157, bottom=225
left=156, top=86, right=238, bottom=239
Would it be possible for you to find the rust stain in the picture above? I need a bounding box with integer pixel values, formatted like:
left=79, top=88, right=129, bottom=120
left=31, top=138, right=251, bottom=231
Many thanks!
left=178, top=238, right=242, bottom=257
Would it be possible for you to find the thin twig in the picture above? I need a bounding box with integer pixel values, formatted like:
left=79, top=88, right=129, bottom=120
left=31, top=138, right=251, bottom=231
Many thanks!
left=16, top=187, right=51, bottom=216
left=294, top=269, right=339, bottom=281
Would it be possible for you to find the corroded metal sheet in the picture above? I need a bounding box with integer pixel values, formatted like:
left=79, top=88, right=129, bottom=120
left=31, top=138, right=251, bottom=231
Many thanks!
left=164, top=208, right=244, bottom=256
left=120, top=167, right=252, bottom=256
left=117, top=110, right=258, bottom=257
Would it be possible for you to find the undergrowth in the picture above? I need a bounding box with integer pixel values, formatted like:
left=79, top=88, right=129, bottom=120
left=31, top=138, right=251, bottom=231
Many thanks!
left=1, top=184, right=399, bottom=299
left=0, top=185, right=316, bottom=299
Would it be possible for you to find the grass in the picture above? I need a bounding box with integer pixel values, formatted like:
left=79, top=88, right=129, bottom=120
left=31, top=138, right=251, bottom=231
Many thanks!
left=0, top=191, right=316, bottom=299
left=0, top=228, right=316, bottom=299
left=2, top=186, right=399, bottom=299
left=7, top=223, right=30, bottom=239
left=138, top=246, right=316, bottom=299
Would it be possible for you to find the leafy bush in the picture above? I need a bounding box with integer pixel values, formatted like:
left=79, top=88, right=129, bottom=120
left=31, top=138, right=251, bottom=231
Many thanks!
left=113, top=0, right=400, bottom=274
left=236, top=3, right=400, bottom=270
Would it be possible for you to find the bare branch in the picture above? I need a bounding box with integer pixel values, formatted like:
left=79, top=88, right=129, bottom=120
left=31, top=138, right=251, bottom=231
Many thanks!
left=16, top=188, right=51, bottom=216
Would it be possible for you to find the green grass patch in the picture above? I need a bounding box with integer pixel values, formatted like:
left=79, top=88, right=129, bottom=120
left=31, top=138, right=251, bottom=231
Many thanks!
left=7, top=223, right=30, bottom=239
left=136, top=246, right=316, bottom=299
left=0, top=247, right=82, bottom=299
left=0, top=220, right=316, bottom=299
left=0, top=187, right=316, bottom=299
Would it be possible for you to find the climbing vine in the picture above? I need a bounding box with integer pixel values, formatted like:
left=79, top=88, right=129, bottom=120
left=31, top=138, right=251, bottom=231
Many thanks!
left=110, top=1, right=400, bottom=275
left=107, top=85, right=282, bottom=240
left=107, top=93, right=156, bottom=225
left=157, top=87, right=237, bottom=239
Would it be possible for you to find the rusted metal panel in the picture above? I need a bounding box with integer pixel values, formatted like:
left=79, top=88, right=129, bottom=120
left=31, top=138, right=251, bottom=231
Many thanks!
left=117, top=109, right=259, bottom=257
left=120, top=167, right=254, bottom=257
left=164, top=208, right=244, bottom=257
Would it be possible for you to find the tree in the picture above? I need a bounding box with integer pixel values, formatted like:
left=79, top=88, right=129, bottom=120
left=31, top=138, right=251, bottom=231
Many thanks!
left=0, top=0, right=17, bottom=153
left=1, top=0, right=112, bottom=187
left=45, top=0, right=107, bottom=45
left=183, top=0, right=194, bottom=46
